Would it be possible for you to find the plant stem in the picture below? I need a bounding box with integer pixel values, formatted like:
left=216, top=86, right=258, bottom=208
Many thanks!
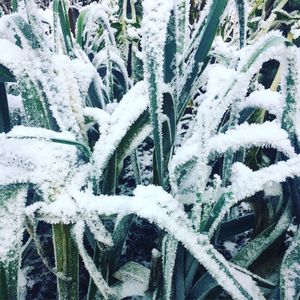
left=53, top=224, right=79, bottom=300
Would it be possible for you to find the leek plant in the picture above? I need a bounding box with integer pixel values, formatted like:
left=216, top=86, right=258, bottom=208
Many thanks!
left=1, top=0, right=300, bottom=299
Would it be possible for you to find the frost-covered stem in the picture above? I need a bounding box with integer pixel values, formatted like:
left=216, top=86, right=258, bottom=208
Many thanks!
left=234, top=0, right=247, bottom=48
left=281, top=50, right=298, bottom=149
left=53, top=224, right=79, bottom=300
left=147, top=58, right=165, bottom=185
left=222, top=151, right=234, bottom=186
left=129, top=0, right=137, bottom=23
left=107, top=215, right=134, bottom=278
left=73, top=222, right=115, bottom=300
left=86, top=246, right=101, bottom=300
left=280, top=226, right=300, bottom=299
left=222, top=110, right=239, bottom=186
left=105, top=32, right=114, bottom=103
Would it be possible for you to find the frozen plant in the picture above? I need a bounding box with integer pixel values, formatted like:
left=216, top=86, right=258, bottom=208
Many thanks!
left=1, top=0, right=300, bottom=299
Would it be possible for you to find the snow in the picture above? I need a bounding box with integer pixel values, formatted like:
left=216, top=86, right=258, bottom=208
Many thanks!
left=92, top=47, right=130, bottom=91
left=0, top=128, right=78, bottom=200
left=78, top=4, right=116, bottom=55
left=237, top=89, right=283, bottom=117
left=7, top=125, right=75, bottom=140
left=206, top=65, right=237, bottom=99
left=72, top=221, right=114, bottom=299
left=231, top=156, right=300, bottom=200
left=126, top=25, right=139, bottom=39
left=27, top=184, right=264, bottom=299
left=92, top=81, right=151, bottom=180
left=1, top=2, right=300, bottom=298
left=208, top=121, right=296, bottom=158
left=0, top=187, right=27, bottom=263
left=207, top=155, right=300, bottom=236
left=7, top=94, right=24, bottom=112
left=0, top=39, right=26, bottom=76
left=71, top=55, right=96, bottom=97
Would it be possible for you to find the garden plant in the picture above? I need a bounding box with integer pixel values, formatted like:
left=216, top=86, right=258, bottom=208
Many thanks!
left=1, top=0, right=300, bottom=299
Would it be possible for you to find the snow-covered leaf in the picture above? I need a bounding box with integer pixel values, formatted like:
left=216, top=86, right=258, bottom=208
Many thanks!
left=280, top=227, right=300, bottom=300
left=30, top=185, right=264, bottom=299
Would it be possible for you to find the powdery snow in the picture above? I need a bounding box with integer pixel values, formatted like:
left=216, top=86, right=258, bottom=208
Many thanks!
left=25, top=184, right=264, bottom=299
left=92, top=81, right=151, bottom=179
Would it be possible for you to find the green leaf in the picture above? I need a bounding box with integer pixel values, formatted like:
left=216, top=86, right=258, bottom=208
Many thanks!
left=188, top=201, right=292, bottom=299
left=164, top=10, right=177, bottom=84
left=75, top=5, right=115, bottom=54
left=0, top=64, right=16, bottom=82
left=0, top=83, right=11, bottom=133
left=86, top=76, right=108, bottom=109
left=0, top=185, right=27, bottom=299
left=280, top=227, right=300, bottom=300
left=12, top=0, right=18, bottom=12
left=240, top=34, right=286, bottom=72
left=281, top=46, right=298, bottom=149
left=115, top=109, right=151, bottom=175
left=234, top=0, right=247, bottom=48
left=201, top=192, right=233, bottom=234
left=75, top=9, right=88, bottom=48
left=19, top=77, right=50, bottom=129
left=12, top=15, right=41, bottom=49
left=53, top=0, right=74, bottom=57
left=102, top=152, right=117, bottom=195
left=53, top=224, right=79, bottom=300
left=146, top=56, right=165, bottom=186
left=0, top=262, right=9, bottom=300
left=162, top=92, right=176, bottom=144
left=178, top=0, right=228, bottom=119
left=49, top=138, right=91, bottom=162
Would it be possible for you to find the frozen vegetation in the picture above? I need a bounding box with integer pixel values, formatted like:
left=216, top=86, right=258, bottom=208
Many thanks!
left=1, top=0, right=300, bottom=299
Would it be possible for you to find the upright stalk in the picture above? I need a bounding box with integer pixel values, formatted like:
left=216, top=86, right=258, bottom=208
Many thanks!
left=53, top=224, right=79, bottom=300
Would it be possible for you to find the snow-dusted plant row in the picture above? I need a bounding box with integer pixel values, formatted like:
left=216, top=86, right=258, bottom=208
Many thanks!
left=0, top=0, right=300, bottom=299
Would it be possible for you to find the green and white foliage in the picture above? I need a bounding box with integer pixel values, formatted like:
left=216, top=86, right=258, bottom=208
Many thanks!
left=1, top=0, right=300, bottom=299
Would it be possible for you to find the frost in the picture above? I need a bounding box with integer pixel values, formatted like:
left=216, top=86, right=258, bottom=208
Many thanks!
left=86, top=215, right=113, bottom=247
left=113, top=261, right=150, bottom=284
left=78, top=4, right=116, bottom=56
left=0, top=187, right=27, bottom=263
left=72, top=221, right=115, bottom=299
left=142, top=0, right=174, bottom=60
left=231, top=156, right=300, bottom=200
left=223, top=241, right=239, bottom=257
left=92, top=47, right=130, bottom=92
left=162, top=235, right=178, bottom=300
left=208, top=122, right=296, bottom=158
left=280, top=228, right=300, bottom=300
left=237, top=89, right=283, bottom=118
left=0, top=127, right=78, bottom=199
left=27, top=185, right=264, bottom=299
left=92, top=81, right=150, bottom=179
left=206, top=65, right=237, bottom=99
